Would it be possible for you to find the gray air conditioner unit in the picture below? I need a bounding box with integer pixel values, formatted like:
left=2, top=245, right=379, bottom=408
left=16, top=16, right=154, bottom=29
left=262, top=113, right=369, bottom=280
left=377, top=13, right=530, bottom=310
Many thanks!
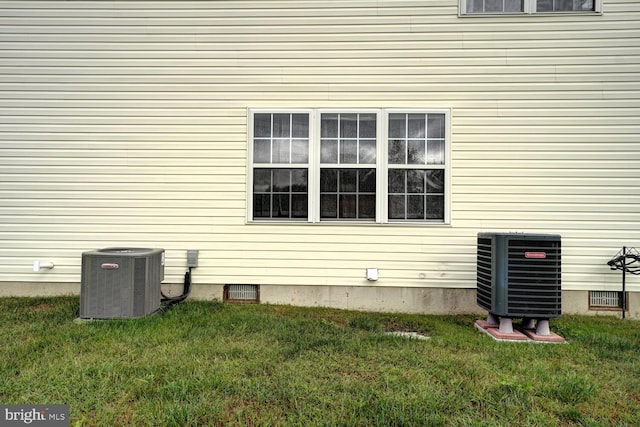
left=477, top=233, right=561, bottom=319
left=80, top=248, right=165, bottom=319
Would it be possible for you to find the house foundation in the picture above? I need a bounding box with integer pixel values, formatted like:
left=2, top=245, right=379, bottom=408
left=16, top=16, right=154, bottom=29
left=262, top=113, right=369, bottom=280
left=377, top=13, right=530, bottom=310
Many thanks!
left=1, top=282, right=638, bottom=319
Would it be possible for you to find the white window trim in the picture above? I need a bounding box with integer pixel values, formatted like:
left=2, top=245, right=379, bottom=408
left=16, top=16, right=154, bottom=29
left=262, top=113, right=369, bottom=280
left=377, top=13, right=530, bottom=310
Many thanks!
left=247, top=108, right=451, bottom=225
left=247, top=108, right=314, bottom=223
left=384, top=109, right=452, bottom=225
left=313, top=108, right=383, bottom=223
left=459, top=0, right=602, bottom=16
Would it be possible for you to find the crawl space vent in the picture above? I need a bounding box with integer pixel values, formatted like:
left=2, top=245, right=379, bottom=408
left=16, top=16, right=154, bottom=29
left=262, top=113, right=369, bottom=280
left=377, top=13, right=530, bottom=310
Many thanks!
left=589, top=291, right=624, bottom=309
left=224, top=284, right=259, bottom=302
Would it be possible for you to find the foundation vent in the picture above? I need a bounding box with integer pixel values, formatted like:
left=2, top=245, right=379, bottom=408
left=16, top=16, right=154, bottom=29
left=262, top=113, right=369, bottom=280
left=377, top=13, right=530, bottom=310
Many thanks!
left=589, top=291, right=624, bottom=309
left=224, top=284, right=260, bottom=303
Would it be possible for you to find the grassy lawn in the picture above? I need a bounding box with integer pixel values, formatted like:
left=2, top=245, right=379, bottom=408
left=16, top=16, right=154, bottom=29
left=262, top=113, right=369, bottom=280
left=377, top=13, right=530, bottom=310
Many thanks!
left=1, top=297, right=638, bottom=426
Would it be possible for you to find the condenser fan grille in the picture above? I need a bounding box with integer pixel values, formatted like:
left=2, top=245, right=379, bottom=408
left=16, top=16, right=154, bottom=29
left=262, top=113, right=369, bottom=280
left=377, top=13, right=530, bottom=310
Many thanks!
left=506, top=239, right=561, bottom=316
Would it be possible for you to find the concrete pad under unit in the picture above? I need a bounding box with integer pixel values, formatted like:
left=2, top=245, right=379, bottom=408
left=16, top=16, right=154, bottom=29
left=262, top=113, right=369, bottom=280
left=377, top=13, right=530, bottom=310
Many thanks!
left=475, top=319, right=566, bottom=343
left=475, top=319, right=529, bottom=342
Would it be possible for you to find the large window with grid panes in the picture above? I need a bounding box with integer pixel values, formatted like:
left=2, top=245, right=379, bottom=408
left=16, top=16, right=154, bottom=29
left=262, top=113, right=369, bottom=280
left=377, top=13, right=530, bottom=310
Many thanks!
left=248, top=109, right=450, bottom=224
left=461, top=0, right=601, bottom=14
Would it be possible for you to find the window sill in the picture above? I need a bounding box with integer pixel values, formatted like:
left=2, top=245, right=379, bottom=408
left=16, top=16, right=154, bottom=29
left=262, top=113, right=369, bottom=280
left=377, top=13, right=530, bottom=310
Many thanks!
left=246, top=220, right=451, bottom=227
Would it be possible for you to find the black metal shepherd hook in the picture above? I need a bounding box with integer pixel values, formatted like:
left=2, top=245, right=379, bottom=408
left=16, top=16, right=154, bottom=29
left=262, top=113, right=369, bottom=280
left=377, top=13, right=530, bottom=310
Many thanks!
left=607, top=246, right=640, bottom=319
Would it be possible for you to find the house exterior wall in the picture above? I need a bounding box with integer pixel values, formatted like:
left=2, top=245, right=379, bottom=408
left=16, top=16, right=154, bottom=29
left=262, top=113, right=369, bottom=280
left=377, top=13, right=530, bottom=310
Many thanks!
left=0, top=1, right=639, bottom=313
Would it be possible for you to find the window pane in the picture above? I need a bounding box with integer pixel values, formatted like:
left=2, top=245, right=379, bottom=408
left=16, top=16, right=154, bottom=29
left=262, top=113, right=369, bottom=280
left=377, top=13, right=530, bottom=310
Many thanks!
left=253, top=194, right=270, bottom=218
left=537, top=0, right=552, bottom=10
left=537, top=0, right=593, bottom=11
left=340, top=114, right=357, bottom=138
left=359, top=169, right=376, bottom=192
left=389, top=139, right=406, bottom=164
left=253, top=139, right=271, bottom=163
left=273, top=114, right=290, bottom=138
left=536, top=0, right=553, bottom=12
left=389, top=195, right=405, bottom=219
left=321, top=168, right=375, bottom=220
left=291, top=139, right=309, bottom=163
left=427, top=140, right=445, bottom=165
left=272, top=194, right=290, bottom=218
left=273, top=169, right=290, bottom=191
left=359, top=139, right=376, bottom=164
left=408, top=140, right=425, bottom=164
left=360, top=113, right=376, bottom=138
left=340, top=139, right=358, bottom=163
left=339, top=169, right=357, bottom=192
left=320, top=194, right=337, bottom=218
left=272, top=139, right=290, bottom=163
left=321, top=114, right=338, bottom=138
left=407, top=170, right=425, bottom=193
left=388, top=167, right=445, bottom=221
left=407, top=195, right=425, bottom=219
left=467, top=0, right=524, bottom=12
left=427, top=114, right=445, bottom=138
left=358, top=195, right=376, bottom=219
left=291, top=194, right=308, bottom=218
left=408, top=114, right=425, bottom=138
left=426, top=169, right=445, bottom=193
left=324, top=114, right=377, bottom=165
left=252, top=168, right=308, bottom=220
left=388, top=114, right=406, bottom=138
left=388, top=169, right=405, bottom=193
left=426, top=195, right=444, bottom=219
left=291, top=169, right=308, bottom=192
left=577, top=0, right=594, bottom=10
left=339, top=195, right=357, bottom=218
left=254, top=114, right=272, bottom=138
left=253, top=169, right=271, bottom=192
left=253, top=113, right=309, bottom=166
left=291, top=114, right=309, bottom=138
left=505, top=0, right=523, bottom=12
left=320, top=169, right=337, bottom=192
left=486, top=0, right=505, bottom=12
left=321, top=139, right=338, bottom=164
left=557, top=0, right=576, bottom=10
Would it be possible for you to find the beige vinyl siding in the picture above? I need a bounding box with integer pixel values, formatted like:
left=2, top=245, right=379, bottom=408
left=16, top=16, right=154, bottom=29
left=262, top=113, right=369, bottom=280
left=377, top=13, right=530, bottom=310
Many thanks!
left=0, top=0, right=638, bottom=293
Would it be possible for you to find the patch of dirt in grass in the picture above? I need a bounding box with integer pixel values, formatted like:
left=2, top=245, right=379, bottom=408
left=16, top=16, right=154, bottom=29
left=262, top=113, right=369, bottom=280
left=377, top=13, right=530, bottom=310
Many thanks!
left=383, top=320, right=430, bottom=335
left=118, top=412, right=132, bottom=425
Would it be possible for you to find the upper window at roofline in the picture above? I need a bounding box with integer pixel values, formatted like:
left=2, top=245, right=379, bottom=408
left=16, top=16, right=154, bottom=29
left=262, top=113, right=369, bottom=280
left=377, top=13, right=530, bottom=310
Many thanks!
left=460, top=0, right=602, bottom=15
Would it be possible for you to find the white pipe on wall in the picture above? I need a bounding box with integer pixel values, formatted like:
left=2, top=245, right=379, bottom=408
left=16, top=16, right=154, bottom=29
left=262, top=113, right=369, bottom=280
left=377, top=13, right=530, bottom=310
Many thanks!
left=33, top=261, right=55, bottom=272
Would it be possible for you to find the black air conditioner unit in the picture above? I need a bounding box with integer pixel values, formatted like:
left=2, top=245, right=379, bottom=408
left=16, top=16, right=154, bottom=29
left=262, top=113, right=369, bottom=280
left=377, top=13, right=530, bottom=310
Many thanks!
left=476, top=232, right=561, bottom=318
left=80, top=248, right=164, bottom=319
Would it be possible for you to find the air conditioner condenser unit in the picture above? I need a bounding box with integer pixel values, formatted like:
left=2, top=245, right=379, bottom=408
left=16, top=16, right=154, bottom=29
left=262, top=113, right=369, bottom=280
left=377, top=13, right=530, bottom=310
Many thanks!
left=80, top=247, right=165, bottom=319
left=477, top=232, right=561, bottom=319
